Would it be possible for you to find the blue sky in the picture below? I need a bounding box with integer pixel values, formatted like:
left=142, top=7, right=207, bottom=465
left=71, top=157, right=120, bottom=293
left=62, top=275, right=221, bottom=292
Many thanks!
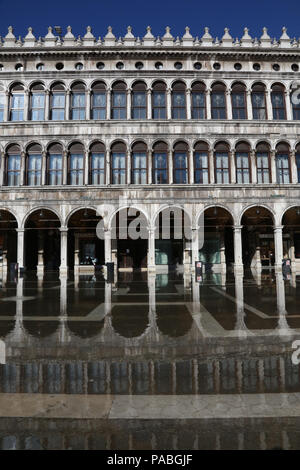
left=0, top=0, right=299, bottom=41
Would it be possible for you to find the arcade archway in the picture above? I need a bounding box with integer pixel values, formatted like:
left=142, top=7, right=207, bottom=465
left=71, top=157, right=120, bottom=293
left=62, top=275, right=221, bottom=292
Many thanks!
left=67, top=208, right=104, bottom=272
left=241, top=206, right=274, bottom=269
left=24, top=209, right=61, bottom=271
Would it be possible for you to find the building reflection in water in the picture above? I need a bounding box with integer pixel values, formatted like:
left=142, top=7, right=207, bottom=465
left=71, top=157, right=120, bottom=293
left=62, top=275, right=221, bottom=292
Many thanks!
left=0, top=270, right=299, bottom=448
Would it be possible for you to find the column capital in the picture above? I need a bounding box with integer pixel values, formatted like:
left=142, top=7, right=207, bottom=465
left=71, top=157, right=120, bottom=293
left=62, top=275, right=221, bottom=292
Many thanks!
left=234, top=225, right=243, bottom=231
left=274, top=225, right=284, bottom=231
left=59, top=227, right=68, bottom=233
left=16, top=228, right=25, bottom=233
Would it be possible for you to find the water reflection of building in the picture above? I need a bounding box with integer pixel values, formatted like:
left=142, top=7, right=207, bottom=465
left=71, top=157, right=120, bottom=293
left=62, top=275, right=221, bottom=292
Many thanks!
left=0, top=272, right=299, bottom=397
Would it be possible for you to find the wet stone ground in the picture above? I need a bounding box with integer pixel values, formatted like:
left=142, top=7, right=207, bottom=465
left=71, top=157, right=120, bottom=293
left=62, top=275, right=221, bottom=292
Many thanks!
left=0, top=269, right=300, bottom=449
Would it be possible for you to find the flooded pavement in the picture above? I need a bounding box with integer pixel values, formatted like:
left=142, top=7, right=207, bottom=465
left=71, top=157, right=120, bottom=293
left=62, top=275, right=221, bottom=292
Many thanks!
left=0, top=269, right=300, bottom=449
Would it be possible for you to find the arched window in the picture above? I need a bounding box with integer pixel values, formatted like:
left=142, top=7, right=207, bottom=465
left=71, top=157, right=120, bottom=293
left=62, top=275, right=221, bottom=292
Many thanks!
left=68, top=143, right=84, bottom=185
left=6, top=144, right=21, bottom=186
left=131, top=141, right=147, bottom=184
left=152, top=81, right=166, bottom=119
left=256, top=142, right=270, bottom=183
left=47, top=143, right=63, bottom=185
left=252, top=83, right=267, bottom=120
left=194, top=141, right=209, bottom=184
left=10, top=83, right=24, bottom=121
left=211, top=83, right=226, bottom=119
left=271, top=83, right=286, bottom=120
left=152, top=141, right=168, bottom=184
left=191, top=82, right=206, bottom=119
left=26, top=144, right=42, bottom=186
left=111, top=142, right=126, bottom=184
left=91, top=82, right=106, bottom=120
left=132, top=82, right=146, bottom=119
left=29, top=83, right=45, bottom=121
left=50, top=83, right=65, bottom=121
left=295, top=144, right=300, bottom=182
left=90, top=142, right=105, bottom=185
left=235, top=142, right=250, bottom=183
left=276, top=142, right=290, bottom=184
left=292, top=86, right=300, bottom=120
left=172, top=81, right=186, bottom=119
left=214, top=142, right=229, bottom=183
left=173, top=142, right=188, bottom=184
left=70, top=83, right=86, bottom=120
left=231, top=83, right=247, bottom=120
left=0, top=86, right=4, bottom=122
left=111, top=82, right=126, bottom=120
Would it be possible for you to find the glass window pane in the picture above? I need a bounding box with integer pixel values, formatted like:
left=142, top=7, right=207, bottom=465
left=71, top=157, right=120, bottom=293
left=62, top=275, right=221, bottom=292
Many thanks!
left=52, top=93, right=65, bottom=107
left=192, top=93, right=205, bottom=107
left=113, top=92, right=126, bottom=107
left=172, top=93, right=185, bottom=107
left=212, top=93, right=225, bottom=107
left=153, top=93, right=165, bottom=107
left=133, top=92, right=146, bottom=106
left=93, top=93, right=106, bottom=107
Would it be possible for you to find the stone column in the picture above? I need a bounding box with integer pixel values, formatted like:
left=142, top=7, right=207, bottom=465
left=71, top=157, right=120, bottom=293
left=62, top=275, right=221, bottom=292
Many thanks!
left=0, top=151, right=5, bottom=186
left=285, top=91, right=292, bottom=121
left=37, top=232, right=44, bottom=276
left=148, top=272, right=157, bottom=330
left=148, top=148, right=152, bottom=184
left=234, top=274, right=247, bottom=335
left=104, top=229, right=112, bottom=264
left=191, top=228, right=199, bottom=267
left=16, top=228, right=25, bottom=271
left=106, top=148, right=110, bottom=185
left=65, top=90, right=70, bottom=120
left=205, top=89, right=211, bottom=119
left=148, top=228, right=156, bottom=271
left=276, top=272, right=290, bottom=332
left=126, top=89, right=131, bottom=120
left=41, top=150, right=46, bottom=185
left=270, top=150, right=276, bottom=183
left=233, top=225, right=243, bottom=273
left=44, top=90, right=50, bottom=121
left=62, top=150, right=67, bottom=185
left=20, top=151, right=25, bottom=186
left=246, top=90, right=253, bottom=120
left=274, top=225, right=284, bottom=270
left=266, top=89, right=273, bottom=121
left=229, top=150, right=236, bottom=183
left=147, top=89, right=152, bottom=119
left=4, top=91, right=9, bottom=122
left=189, top=147, right=194, bottom=184
left=226, top=90, right=232, bottom=119
left=290, top=150, right=298, bottom=184
left=85, top=90, right=91, bottom=120
left=126, top=149, right=131, bottom=184
left=208, top=149, right=215, bottom=183
left=59, top=228, right=68, bottom=276
left=84, top=149, right=89, bottom=185
left=250, top=150, right=257, bottom=184
left=186, top=88, right=191, bottom=120
left=166, top=88, right=172, bottom=120
left=106, top=89, right=111, bottom=120
left=168, top=148, right=173, bottom=184
left=24, top=90, right=29, bottom=121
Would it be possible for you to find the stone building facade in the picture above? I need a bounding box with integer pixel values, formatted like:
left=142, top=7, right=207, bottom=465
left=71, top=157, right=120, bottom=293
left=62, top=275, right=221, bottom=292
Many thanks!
left=1, top=24, right=300, bottom=275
